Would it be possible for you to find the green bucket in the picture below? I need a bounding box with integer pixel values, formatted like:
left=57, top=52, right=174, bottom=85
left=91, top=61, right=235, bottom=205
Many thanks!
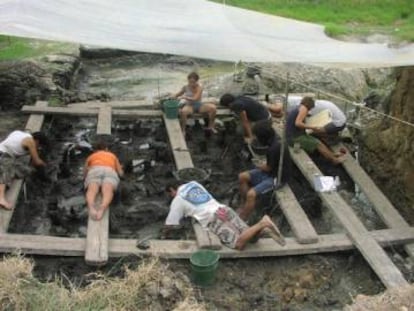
left=190, top=250, right=220, bottom=287
left=163, top=99, right=180, bottom=119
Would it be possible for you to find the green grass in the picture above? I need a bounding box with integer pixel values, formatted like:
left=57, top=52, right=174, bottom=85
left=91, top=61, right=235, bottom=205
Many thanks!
left=0, top=35, right=78, bottom=60
left=212, top=0, right=414, bottom=42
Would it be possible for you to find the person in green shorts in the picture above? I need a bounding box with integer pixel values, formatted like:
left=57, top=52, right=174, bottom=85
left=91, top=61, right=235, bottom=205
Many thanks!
left=285, top=97, right=345, bottom=165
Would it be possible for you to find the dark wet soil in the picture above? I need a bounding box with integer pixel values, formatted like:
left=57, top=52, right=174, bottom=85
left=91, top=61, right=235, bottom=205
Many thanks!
left=2, top=53, right=412, bottom=310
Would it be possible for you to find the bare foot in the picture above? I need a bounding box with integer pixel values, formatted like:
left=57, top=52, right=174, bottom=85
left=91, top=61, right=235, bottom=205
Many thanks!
left=95, top=207, right=106, bottom=221
left=0, top=199, right=12, bottom=210
left=261, top=215, right=286, bottom=246
left=88, top=206, right=98, bottom=220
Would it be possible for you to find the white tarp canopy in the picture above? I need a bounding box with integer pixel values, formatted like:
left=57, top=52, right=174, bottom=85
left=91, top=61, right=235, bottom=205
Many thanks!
left=1, top=0, right=414, bottom=67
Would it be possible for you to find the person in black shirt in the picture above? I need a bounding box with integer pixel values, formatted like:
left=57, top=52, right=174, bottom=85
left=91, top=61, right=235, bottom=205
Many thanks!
left=220, top=94, right=271, bottom=144
left=238, top=120, right=291, bottom=221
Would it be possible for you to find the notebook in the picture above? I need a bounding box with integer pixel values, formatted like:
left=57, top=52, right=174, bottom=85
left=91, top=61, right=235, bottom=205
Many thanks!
left=305, top=109, right=332, bottom=127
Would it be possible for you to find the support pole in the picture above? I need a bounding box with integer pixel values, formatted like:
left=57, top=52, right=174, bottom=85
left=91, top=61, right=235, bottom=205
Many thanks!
left=277, top=73, right=289, bottom=186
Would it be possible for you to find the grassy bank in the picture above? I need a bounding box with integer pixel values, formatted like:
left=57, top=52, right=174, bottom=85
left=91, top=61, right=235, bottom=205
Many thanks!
left=0, top=255, right=205, bottom=311
left=212, top=0, right=414, bottom=42
left=0, top=35, right=78, bottom=60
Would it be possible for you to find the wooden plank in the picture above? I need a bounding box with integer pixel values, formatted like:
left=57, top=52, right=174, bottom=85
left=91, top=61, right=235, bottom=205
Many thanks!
left=332, top=143, right=414, bottom=258
left=0, top=181, right=23, bottom=233
left=163, top=116, right=193, bottom=170
left=0, top=233, right=85, bottom=256
left=291, top=148, right=407, bottom=288
left=275, top=185, right=318, bottom=244
left=96, top=106, right=112, bottom=135
left=85, top=109, right=112, bottom=266
left=0, top=101, right=47, bottom=233
left=68, top=100, right=148, bottom=109
left=22, top=105, right=163, bottom=118
left=68, top=98, right=219, bottom=109
left=2, top=227, right=414, bottom=258
left=163, top=116, right=221, bottom=249
left=25, top=101, right=48, bottom=131
left=85, top=207, right=109, bottom=265
left=192, top=222, right=222, bottom=250
left=21, top=105, right=231, bottom=118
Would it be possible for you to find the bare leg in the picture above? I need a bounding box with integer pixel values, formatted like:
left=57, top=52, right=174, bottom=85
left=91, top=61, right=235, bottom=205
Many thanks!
left=86, top=182, right=100, bottom=219
left=238, top=171, right=250, bottom=201
left=179, top=105, right=193, bottom=136
left=316, top=142, right=345, bottom=165
left=235, top=215, right=281, bottom=250
left=199, top=103, right=217, bottom=131
left=238, top=188, right=257, bottom=221
left=0, top=184, right=12, bottom=210
left=96, top=182, right=115, bottom=220
left=268, top=103, right=283, bottom=118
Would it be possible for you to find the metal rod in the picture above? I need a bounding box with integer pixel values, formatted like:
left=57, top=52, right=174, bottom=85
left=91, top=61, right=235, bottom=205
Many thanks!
left=277, top=72, right=289, bottom=187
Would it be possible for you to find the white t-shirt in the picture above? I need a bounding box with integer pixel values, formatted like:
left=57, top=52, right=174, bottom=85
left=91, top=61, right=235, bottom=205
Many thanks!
left=286, top=97, right=346, bottom=127
left=310, top=100, right=346, bottom=127
left=286, top=95, right=303, bottom=113
left=165, top=181, right=220, bottom=227
left=0, top=130, right=31, bottom=157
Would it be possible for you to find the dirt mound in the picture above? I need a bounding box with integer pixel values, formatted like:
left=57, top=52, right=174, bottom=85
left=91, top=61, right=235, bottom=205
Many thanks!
left=345, top=284, right=414, bottom=311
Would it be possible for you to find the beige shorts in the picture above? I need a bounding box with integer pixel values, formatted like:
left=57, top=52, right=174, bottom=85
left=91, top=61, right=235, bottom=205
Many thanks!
left=84, top=166, right=120, bottom=189
left=207, top=206, right=249, bottom=249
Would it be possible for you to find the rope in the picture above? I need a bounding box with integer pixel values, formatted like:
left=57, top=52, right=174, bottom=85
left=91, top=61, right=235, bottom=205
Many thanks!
left=238, top=62, right=414, bottom=129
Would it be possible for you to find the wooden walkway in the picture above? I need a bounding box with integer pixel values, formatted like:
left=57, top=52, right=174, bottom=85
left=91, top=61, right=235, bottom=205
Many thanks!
left=0, top=99, right=411, bottom=289
left=162, top=114, right=222, bottom=250
left=275, top=185, right=318, bottom=244
left=1, top=227, right=414, bottom=258
left=290, top=147, right=408, bottom=288
left=84, top=106, right=112, bottom=266
left=332, top=143, right=414, bottom=258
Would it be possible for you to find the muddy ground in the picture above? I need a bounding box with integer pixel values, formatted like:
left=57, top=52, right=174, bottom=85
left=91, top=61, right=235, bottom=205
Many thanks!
left=3, top=52, right=414, bottom=310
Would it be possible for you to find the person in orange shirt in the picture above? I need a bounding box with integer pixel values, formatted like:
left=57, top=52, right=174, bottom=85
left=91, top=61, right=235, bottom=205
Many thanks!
left=84, top=141, right=124, bottom=220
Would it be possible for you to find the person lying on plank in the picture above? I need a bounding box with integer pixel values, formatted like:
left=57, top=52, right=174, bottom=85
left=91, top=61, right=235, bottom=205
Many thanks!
left=162, top=180, right=285, bottom=249
left=84, top=140, right=124, bottom=220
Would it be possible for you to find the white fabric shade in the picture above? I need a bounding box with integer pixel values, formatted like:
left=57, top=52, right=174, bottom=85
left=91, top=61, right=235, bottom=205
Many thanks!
left=1, top=0, right=413, bottom=67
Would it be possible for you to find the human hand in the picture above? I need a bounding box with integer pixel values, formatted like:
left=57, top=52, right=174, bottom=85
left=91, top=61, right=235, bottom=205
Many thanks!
left=33, top=158, right=46, bottom=167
